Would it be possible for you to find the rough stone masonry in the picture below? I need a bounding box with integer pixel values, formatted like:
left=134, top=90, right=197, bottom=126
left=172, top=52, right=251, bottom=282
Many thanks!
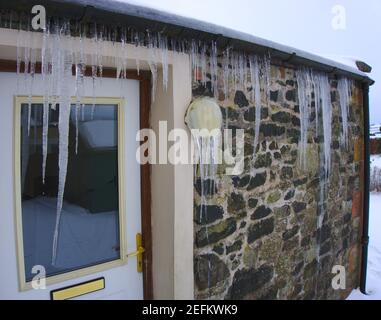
left=193, top=57, right=365, bottom=300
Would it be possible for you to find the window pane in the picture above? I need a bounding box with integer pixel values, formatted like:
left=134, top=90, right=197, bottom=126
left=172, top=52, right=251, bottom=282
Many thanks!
left=20, top=103, right=120, bottom=282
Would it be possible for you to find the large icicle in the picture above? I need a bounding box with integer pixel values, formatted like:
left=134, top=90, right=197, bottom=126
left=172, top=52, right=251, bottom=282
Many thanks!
left=222, top=48, right=231, bottom=130
left=222, top=48, right=231, bottom=102
left=190, top=40, right=199, bottom=82
left=249, top=55, right=261, bottom=158
left=312, top=73, right=321, bottom=136
left=337, top=77, right=352, bottom=149
left=74, top=30, right=86, bottom=154
left=90, top=26, right=98, bottom=120
left=147, top=32, right=158, bottom=101
left=296, top=68, right=313, bottom=169
left=23, top=30, right=32, bottom=135
left=193, top=131, right=220, bottom=299
left=41, top=26, right=51, bottom=183
left=238, top=52, right=246, bottom=88
left=97, top=26, right=104, bottom=82
left=318, top=74, right=332, bottom=178
left=262, top=53, right=271, bottom=102
left=210, top=41, right=218, bottom=98
left=16, top=28, right=22, bottom=93
left=52, top=24, right=74, bottom=265
left=200, top=43, right=207, bottom=87
left=159, top=33, right=169, bottom=91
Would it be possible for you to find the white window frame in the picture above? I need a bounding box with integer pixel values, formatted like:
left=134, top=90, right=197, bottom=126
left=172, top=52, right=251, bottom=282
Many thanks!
left=13, top=96, right=127, bottom=291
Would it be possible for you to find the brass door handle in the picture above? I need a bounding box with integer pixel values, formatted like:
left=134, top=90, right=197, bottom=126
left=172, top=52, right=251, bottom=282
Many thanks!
left=127, top=246, right=145, bottom=257
left=126, top=233, right=145, bottom=273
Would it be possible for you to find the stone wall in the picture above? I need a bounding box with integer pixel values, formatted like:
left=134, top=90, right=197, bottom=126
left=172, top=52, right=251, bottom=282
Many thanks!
left=193, top=61, right=365, bottom=299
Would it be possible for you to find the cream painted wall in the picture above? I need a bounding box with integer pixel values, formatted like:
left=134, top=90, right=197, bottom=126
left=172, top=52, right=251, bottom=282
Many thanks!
left=151, top=56, right=194, bottom=299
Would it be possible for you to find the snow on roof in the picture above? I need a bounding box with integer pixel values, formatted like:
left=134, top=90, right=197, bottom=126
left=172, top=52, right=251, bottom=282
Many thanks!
left=319, top=55, right=372, bottom=74
left=33, top=0, right=379, bottom=83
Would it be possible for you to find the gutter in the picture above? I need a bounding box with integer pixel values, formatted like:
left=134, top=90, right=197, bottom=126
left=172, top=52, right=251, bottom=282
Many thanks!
left=360, top=83, right=370, bottom=294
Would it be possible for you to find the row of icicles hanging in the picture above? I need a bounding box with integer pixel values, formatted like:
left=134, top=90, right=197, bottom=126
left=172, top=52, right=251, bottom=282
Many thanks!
left=14, top=19, right=272, bottom=264
left=13, top=18, right=352, bottom=265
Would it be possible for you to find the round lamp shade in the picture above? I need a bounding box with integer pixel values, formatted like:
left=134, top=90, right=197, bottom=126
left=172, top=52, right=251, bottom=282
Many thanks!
left=184, top=97, right=223, bottom=134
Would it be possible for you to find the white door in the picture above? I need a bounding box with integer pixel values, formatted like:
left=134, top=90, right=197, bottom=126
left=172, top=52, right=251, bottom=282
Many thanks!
left=0, top=72, right=144, bottom=299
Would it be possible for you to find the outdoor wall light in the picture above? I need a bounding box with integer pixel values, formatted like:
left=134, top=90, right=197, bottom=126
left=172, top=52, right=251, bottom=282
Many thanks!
left=184, top=97, right=223, bottom=135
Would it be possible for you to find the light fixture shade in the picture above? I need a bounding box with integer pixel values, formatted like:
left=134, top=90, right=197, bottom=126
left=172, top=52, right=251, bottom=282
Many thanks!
left=184, top=97, right=223, bottom=134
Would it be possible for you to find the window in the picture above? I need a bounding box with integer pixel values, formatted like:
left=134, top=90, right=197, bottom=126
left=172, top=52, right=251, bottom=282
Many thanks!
left=14, top=97, right=126, bottom=289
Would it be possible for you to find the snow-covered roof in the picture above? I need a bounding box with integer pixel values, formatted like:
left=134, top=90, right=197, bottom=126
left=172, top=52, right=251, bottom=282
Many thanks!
left=55, top=0, right=374, bottom=83
left=3, top=0, right=376, bottom=84
left=320, top=55, right=372, bottom=73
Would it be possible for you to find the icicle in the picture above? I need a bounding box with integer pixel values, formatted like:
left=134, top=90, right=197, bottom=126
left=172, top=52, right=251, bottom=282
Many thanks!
left=159, top=33, right=169, bottom=91
left=148, top=60, right=157, bottom=101
left=249, top=55, right=261, bottom=160
left=200, top=43, right=207, bottom=86
left=50, top=22, right=62, bottom=108
left=27, top=33, right=37, bottom=137
left=338, top=77, right=352, bottom=149
left=233, top=52, right=239, bottom=92
left=313, top=73, right=321, bottom=136
left=147, top=31, right=158, bottom=101
left=309, top=71, right=333, bottom=178
left=16, top=27, right=22, bottom=93
left=249, top=55, right=255, bottom=102
left=222, top=48, right=231, bottom=130
left=41, top=25, right=50, bottom=183
left=52, top=23, right=74, bottom=265
left=90, top=48, right=97, bottom=118
left=74, top=62, right=84, bottom=154
left=114, top=28, right=123, bottom=81
left=238, top=52, right=246, bottom=87
left=222, top=48, right=231, bottom=101
left=190, top=39, right=199, bottom=82
left=193, top=130, right=220, bottom=299
left=23, top=29, right=32, bottom=135
left=210, top=41, right=218, bottom=98
left=23, top=29, right=30, bottom=82
left=98, top=26, right=104, bottom=83
left=296, top=68, right=313, bottom=169
left=319, top=74, right=332, bottom=178
left=74, top=30, right=86, bottom=154
left=90, top=24, right=101, bottom=119
left=262, top=53, right=271, bottom=102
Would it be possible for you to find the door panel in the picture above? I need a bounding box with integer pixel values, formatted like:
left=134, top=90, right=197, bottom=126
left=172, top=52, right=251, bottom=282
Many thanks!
left=0, top=72, right=143, bottom=299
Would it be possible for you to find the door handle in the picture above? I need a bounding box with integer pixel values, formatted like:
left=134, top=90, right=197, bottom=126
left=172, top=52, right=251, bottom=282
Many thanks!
left=126, top=233, right=145, bottom=273
left=127, top=246, right=145, bottom=258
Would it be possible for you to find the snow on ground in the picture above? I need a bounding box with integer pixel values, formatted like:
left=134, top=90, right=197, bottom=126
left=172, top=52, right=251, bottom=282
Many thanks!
left=371, top=155, right=381, bottom=169
left=348, top=193, right=381, bottom=299
left=348, top=156, right=381, bottom=300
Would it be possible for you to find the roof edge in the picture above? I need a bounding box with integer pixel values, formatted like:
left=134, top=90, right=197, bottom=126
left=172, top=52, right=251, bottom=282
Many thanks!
left=3, top=0, right=376, bottom=84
